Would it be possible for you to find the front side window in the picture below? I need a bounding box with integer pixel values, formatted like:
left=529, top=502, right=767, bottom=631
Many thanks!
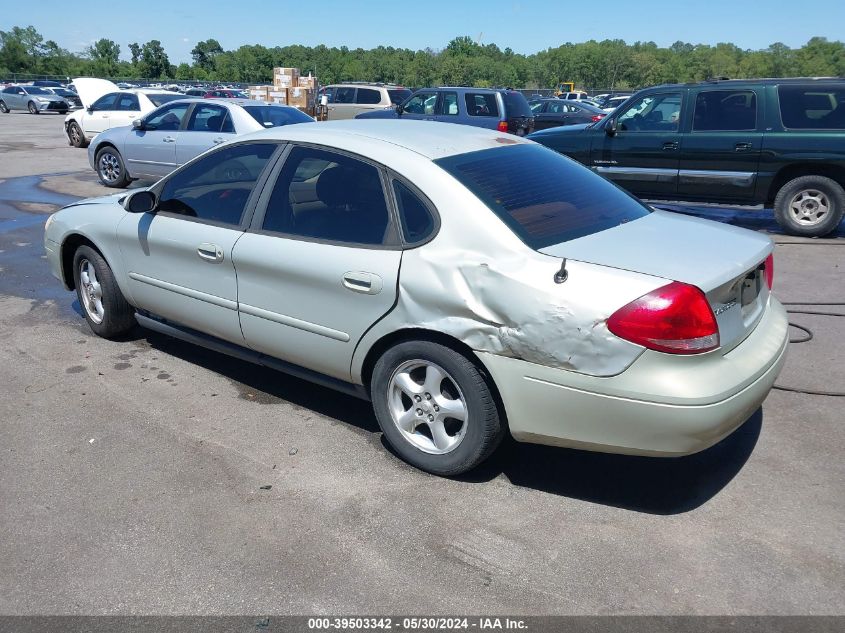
left=116, top=94, right=140, bottom=111
left=436, top=144, right=650, bottom=249
left=158, top=142, right=277, bottom=225
left=441, top=92, right=459, bottom=116
left=187, top=104, right=230, bottom=132
left=388, top=88, right=412, bottom=104
left=617, top=92, right=682, bottom=132
left=91, top=93, right=120, bottom=111
left=262, top=146, right=392, bottom=245
left=356, top=88, right=382, bottom=105
left=778, top=85, right=845, bottom=129
left=145, top=103, right=190, bottom=130
left=465, top=93, right=500, bottom=117
left=693, top=90, right=757, bottom=131
left=404, top=92, right=436, bottom=115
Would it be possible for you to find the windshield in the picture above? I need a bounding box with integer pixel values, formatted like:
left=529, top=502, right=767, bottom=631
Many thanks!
left=148, top=93, right=185, bottom=107
left=52, top=88, right=74, bottom=96
left=502, top=91, right=533, bottom=117
left=388, top=89, right=412, bottom=104
left=26, top=87, right=51, bottom=95
left=244, top=105, right=314, bottom=127
left=436, top=144, right=650, bottom=249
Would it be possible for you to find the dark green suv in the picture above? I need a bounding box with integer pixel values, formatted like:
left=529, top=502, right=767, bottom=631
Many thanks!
left=528, top=78, right=845, bottom=236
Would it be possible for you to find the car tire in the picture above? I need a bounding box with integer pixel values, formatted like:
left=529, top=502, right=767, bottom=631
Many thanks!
left=371, top=340, right=504, bottom=476
left=774, top=175, right=845, bottom=237
left=95, top=146, right=130, bottom=188
left=72, top=245, right=135, bottom=338
left=0, top=100, right=9, bottom=113
left=67, top=122, right=87, bottom=148
left=27, top=101, right=38, bottom=114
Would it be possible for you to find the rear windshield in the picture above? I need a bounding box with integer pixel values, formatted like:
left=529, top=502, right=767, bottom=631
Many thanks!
left=436, top=144, right=650, bottom=249
left=502, top=91, right=533, bottom=118
left=778, top=85, right=845, bottom=129
left=388, top=89, right=412, bottom=104
left=244, top=105, right=313, bottom=127
left=148, top=93, right=185, bottom=107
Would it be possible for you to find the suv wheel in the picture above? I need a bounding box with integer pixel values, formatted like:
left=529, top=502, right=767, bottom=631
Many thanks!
left=371, top=340, right=504, bottom=476
left=774, top=175, right=845, bottom=237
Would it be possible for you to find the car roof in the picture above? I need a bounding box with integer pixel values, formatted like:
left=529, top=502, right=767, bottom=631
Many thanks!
left=644, top=77, right=845, bottom=90
left=238, top=119, right=533, bottom=160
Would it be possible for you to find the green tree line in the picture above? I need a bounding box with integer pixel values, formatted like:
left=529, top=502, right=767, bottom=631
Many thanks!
left=2, top=25, right=844, bottom=89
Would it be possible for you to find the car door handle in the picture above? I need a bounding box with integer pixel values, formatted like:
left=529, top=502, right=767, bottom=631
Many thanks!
left=342, top=271, right=383, bottom=295
left=162, top=136, right=176, bottom=143
left=197, top=243, right=224, bottom=263
left=662, top=141, right=679, bottom=150
left=735, top=142, right=754, bottom=151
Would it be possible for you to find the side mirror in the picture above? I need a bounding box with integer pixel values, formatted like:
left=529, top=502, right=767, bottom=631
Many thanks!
left=86, top=106, right=94, bottom=114
left=132, top=118, right=145, bottom=130
left=395, top=103, right=404, bottom=115
left=605, top=117, right=618, bottom=136
left=124, top=190, right=157, bottom=214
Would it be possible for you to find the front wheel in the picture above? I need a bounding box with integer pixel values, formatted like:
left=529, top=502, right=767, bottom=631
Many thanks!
left=371, top=340, right=504, bottom=476
left=28, top=101, right=38, bottom=114
left=67, top=122, right=87, bottom=148
left=0, top=100, right=9, bottom=113
left=95, top=146, right=130, bottom=188
left=774, top=175, right=845, bottom=237
left=72, top=245, right=135, bottom=338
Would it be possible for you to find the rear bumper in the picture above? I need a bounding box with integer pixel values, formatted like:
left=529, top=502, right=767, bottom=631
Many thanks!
left=477, top=298, right=789, bottom=456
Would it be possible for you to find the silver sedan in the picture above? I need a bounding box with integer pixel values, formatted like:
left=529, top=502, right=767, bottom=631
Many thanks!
left=0, top=85, right=68, bottom=114
left=88, top=99, right=315, bottom=187
left=44, top=121, right=788, bottom=476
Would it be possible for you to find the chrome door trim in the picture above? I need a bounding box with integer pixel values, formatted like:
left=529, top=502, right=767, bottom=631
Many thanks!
left=238, top=302, right=351, bottom=342
left=127, top=272, right=237, bottom=310
left=593, top=166, right=677, bottom=183
left=678, top=170, right=756, bottom=187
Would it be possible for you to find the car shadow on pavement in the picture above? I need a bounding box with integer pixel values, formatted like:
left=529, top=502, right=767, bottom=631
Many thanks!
left=131, top=325, right=759, bottom=515
left=460, top=410, right=763, bottom=515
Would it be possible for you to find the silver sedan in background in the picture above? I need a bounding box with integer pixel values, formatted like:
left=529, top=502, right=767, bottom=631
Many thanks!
left=88, top=98, right=315, bottom=187
left=46, top=121, right=788, bottom=476
left=0, top=85, right=69, bottom=114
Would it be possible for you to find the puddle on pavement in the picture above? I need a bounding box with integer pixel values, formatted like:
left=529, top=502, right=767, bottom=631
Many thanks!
left=0, top=174, right=82, bottom=234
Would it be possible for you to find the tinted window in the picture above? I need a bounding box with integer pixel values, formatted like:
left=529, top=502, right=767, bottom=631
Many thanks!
left=388, top=89, right=412, bottom=104
left=2, top=87, right=14, bottom=94
left=116, top=94, right=139, bottom=111
left=159, top=143, right=277, bottom=225
left=147, top=93, right=185, bottom=107
left=263, top=146, right=391, bottom=245
left=441, top=92, right=459, bottom=116
left=24, top=87, right=51, bottom=95
left=465, top=93, right=499, bottom=117
left=404, top=92, right=437, bottom=115
left=502, top=91, right=532, bottom=117
left=547, top=101, right=567, bottom=114
left=91, top=93, right=119, bottom=111
left=393, top=180, right=435, bottom=244
left=617, top=92, right=681, bottom=132
left=529, top=101, right=545, bottom=113
left=187, top=104, right=229, bottom=132
left=693, top=90, right=757, bottom=131
left=778, top=85, right=845, bottom=129
left=244, top=105, right=313, bottom=127
left=334, top=87, right=355, bottom=104
left=356, top=88, right=381, bottom=104
left=145, top=103, right=190, bottom=130
left=436, top=144, right=650, bottom=249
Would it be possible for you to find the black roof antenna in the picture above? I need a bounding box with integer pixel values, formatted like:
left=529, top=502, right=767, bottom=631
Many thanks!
left=554, top=258, right=569, bottom=284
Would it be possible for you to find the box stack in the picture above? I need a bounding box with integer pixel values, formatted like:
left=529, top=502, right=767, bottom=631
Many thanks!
left=268, top=89, right=288, bottom=105
left=273, top=67, right=300, bottom=89
left=298, top=74, right=317, bottom=90
left=247, top=85, right=270, bottom=102
left=288, top=86, right=315, bottom=115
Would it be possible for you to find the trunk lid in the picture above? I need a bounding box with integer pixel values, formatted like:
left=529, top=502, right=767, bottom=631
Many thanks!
left=540, top=210, right=773, bottom=351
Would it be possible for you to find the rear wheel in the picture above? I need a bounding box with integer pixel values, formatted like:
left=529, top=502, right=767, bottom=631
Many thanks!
left=72, top=246, right=135, bottom=338
left=0, top=100, right=9, bottom=113
left=371, top=340, right=504, bottom=476
left=96, top=146, right=130, bottom=188
left=27, top=101, right=39, bottom=114
left=774, top=175, right=845, bottom=237
left=67, top=122, right=86, bottom=148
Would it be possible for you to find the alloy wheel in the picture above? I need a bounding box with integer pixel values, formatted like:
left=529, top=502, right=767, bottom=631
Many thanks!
left=789, top=189, right=830, bottom=226
left=78, top=259, right=105, bottom=324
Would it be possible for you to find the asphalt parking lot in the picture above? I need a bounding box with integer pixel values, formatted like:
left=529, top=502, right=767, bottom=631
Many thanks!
left=0, top=112, right=843, bottom=616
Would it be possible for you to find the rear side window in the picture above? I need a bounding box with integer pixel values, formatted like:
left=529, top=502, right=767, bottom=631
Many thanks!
left=441, top=92, right=459, bottom=116
left=356, top=88, right=382, bottom=104
left=388, top=89, right=412, bottom=104
left=436, top=145, right=649, bottom=249
left=148, top=93, right=186, bottom=107
left=778, top=85, right=845, bottom=129
left=334, top=87, right=355, bottom=104
left=465, top=93, right=499, bottom=117
left=393, top=180, right=436, bottom=244
left=693, top=90, right=757, bottom=131
left=244, top=105, right=313, bottom=127
left=502, top=91, right=532, bottom=118
left=116, top=94, right=140, bottom=111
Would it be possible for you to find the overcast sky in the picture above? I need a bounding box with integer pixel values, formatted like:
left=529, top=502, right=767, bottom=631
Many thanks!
left=5, top=0, right=844, bottom=64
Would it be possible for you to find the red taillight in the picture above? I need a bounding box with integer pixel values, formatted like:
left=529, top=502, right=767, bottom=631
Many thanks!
left=607, top=282, right=720, bottom=354
left=591, top=114, right=605, bottom=122
left=764, top=253, right=774, bottom=290
left=497, top=120, right=509, bottom=133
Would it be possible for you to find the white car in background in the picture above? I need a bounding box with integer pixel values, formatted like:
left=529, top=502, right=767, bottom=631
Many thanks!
left=88, top=98, right=315, bottom=187
left=64, top=78, right=184, bottom=148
